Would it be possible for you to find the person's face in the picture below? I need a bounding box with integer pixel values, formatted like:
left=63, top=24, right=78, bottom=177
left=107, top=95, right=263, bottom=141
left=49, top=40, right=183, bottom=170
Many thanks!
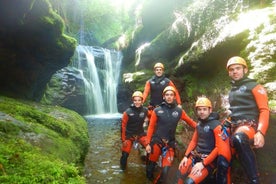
left=133, top=96, right=143, bottom=108
left=154, top=67, right=164, bottom=77
left=228, top=64, right=248, bottom=81
left=163, top=91, right=175, bottom=104
left=196, top=106, right=212, bottom=120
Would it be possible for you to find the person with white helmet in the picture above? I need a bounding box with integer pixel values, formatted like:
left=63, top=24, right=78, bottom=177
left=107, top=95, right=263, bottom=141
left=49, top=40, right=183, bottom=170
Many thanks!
left=145, top=86, right=196, bottom=183
left=218, top=56, right=270, bottom=184
left=176, top=96, right=231, bottom=184
left=120, top=91, right=149, bottom=170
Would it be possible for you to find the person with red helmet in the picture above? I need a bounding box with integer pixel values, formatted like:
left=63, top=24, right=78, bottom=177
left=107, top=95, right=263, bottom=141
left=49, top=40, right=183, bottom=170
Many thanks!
left=120, top=91, right=149, bottom=170
left=145, top=86, right=196, bottom=183
left=142, top=62, right=182, bottom=119
left=218, top=56, right=270, bottom=184
left=176, top=96, right=231, bottom=184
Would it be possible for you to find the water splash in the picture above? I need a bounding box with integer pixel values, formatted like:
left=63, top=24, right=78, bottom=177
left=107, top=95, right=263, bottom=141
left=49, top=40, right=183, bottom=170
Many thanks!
left=213, top=8, right=272, bottom=47
left=170, top=11, right=191, bottom=36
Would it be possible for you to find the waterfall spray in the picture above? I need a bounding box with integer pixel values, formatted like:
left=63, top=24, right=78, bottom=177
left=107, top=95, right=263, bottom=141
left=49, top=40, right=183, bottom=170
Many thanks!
left=72, top=45, right=122, bottom=115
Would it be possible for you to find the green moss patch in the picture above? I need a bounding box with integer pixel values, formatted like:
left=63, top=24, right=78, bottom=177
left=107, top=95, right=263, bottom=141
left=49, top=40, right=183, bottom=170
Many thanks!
left=0, top=96, right=89, bottom=183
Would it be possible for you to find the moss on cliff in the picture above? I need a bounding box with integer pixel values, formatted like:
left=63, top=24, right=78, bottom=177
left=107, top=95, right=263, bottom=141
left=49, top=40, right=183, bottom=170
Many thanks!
left=0, top=0, right=77, bottom=100
left=0, top=96, right=89, bottom=183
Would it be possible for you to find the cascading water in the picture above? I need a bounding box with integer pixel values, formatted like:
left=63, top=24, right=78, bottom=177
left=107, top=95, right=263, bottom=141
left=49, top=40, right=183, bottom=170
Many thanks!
left=71, top=45, right=122, bottom=115
left=71, top=46, right=148, bottom=183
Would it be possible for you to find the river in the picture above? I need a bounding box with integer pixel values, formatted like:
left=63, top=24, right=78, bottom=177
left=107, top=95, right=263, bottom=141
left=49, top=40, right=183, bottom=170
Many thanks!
left=83, top=114, right=152, bottom=184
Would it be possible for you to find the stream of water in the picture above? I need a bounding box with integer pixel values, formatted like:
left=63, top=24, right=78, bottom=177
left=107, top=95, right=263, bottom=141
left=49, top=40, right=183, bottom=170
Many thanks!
left=83, top=114, right=151, bottom=184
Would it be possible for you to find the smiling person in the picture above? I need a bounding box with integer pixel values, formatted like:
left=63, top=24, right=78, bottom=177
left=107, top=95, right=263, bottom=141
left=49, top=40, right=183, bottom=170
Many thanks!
left=176, top=96, right=230, bottom=184
left=142, top=62, right=182, bottom=120
left=120, top=91, right=149, bottom=170
left=145, top=86, right=196, bottom=183
left=219, top=56, right=270, bottom=184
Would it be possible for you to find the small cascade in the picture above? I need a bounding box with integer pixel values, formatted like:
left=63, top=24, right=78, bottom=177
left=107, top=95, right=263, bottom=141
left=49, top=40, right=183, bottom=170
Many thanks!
left=135, top=42, right=150, bottom=67
left=72, top=45, right=122, bottom=115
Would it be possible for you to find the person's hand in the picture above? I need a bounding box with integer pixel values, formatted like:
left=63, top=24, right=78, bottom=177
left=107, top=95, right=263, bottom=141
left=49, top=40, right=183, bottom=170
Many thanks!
left=146, top=144, right=151, bottom=153
left=177, top=104, right=182, bottom=108
left=191, top=162, right=204, bottom=176
left=254, top=131, right=265, bottom=148
left=178, top=156, right=188, bottom=169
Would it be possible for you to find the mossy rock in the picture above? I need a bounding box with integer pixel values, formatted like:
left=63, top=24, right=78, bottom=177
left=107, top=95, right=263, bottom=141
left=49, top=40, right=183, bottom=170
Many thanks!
left=0, top=96, right=89, bottom=183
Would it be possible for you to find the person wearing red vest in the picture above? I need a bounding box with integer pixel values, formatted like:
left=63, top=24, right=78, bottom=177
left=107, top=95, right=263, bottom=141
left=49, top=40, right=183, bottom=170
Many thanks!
left=120, top=91, right=148, bottom=170
left=145, top=86, right=196, bottom=183
left=218, top=56, right=270, bottom=184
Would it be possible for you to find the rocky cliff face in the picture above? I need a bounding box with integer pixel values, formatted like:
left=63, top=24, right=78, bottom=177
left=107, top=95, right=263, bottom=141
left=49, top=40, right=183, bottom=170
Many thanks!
left=41, top=67, right=86, bottom=114
left=121, top=0, right=276, bottom=112
left=0, top=0, right=76, bottom=101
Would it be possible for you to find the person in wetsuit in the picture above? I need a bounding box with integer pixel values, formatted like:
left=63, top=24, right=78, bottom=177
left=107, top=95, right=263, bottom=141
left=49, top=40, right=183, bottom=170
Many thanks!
left=143, top=62, right=182, bottom=120
left=176, top=96, right=230, bottom=184
left=218, top=56, right=270, bottom=184
left=120, top=91, right=148, bottom=170
left=145, top=86, right=197, bottom=183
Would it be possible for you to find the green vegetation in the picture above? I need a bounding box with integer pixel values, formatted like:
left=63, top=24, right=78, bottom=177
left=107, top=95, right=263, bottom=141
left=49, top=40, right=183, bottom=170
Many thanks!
left=49, top=0, right=136, bottom=47
left=0, top=96, right=89, bottom=183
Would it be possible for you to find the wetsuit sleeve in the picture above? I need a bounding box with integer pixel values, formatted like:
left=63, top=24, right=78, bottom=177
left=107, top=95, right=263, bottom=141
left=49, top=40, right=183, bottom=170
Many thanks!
left=168, top=81, right=182, bottom=105
left=184, top=129, right=198, bottom=156
left=146, top=110, right=157, bottom=145
left=181, top=110, right=197, bottom=128
left=202, top=126, right=221, bottom=166
left=252, top=84, right=270, bottom=135
left=143, top=81, right=151, bottom=104
left=121, top=112, right=128, bottom=142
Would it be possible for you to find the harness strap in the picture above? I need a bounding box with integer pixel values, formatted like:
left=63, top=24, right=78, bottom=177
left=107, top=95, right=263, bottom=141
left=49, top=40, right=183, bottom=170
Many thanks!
left=222, top=118, right=257, bottom=134
left=191, top=150, right=208, bottom=159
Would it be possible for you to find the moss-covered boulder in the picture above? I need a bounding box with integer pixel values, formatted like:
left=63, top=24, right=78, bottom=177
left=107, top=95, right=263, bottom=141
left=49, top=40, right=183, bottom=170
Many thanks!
left=41, top=67, right=86, bottom=115
left=0, top=96, right=89, bottom=183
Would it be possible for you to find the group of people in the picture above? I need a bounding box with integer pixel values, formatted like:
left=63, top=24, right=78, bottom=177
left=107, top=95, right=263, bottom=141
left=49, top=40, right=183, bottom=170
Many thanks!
left=120, top=56, right=270, bottom=184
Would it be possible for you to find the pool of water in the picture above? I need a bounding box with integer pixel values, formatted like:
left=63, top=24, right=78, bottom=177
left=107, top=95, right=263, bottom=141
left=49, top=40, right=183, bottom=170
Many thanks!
left=83, top=114, right=151, bottom=184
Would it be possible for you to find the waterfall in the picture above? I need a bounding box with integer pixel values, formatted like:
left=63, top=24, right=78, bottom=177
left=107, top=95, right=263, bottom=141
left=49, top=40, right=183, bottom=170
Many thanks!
left=72, top=45, right=122, bottom=115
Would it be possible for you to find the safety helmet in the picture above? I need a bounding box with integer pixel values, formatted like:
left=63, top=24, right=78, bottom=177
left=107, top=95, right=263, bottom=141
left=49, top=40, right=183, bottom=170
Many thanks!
left=195, top=96, right=212, bottom=108
left=162, top=86, right=176, bottom=96
left=154, top=62, right=164, bottom=70
left=132, top=91, right=143, bottom=100
left=226, top=56, right=247, bottom=70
